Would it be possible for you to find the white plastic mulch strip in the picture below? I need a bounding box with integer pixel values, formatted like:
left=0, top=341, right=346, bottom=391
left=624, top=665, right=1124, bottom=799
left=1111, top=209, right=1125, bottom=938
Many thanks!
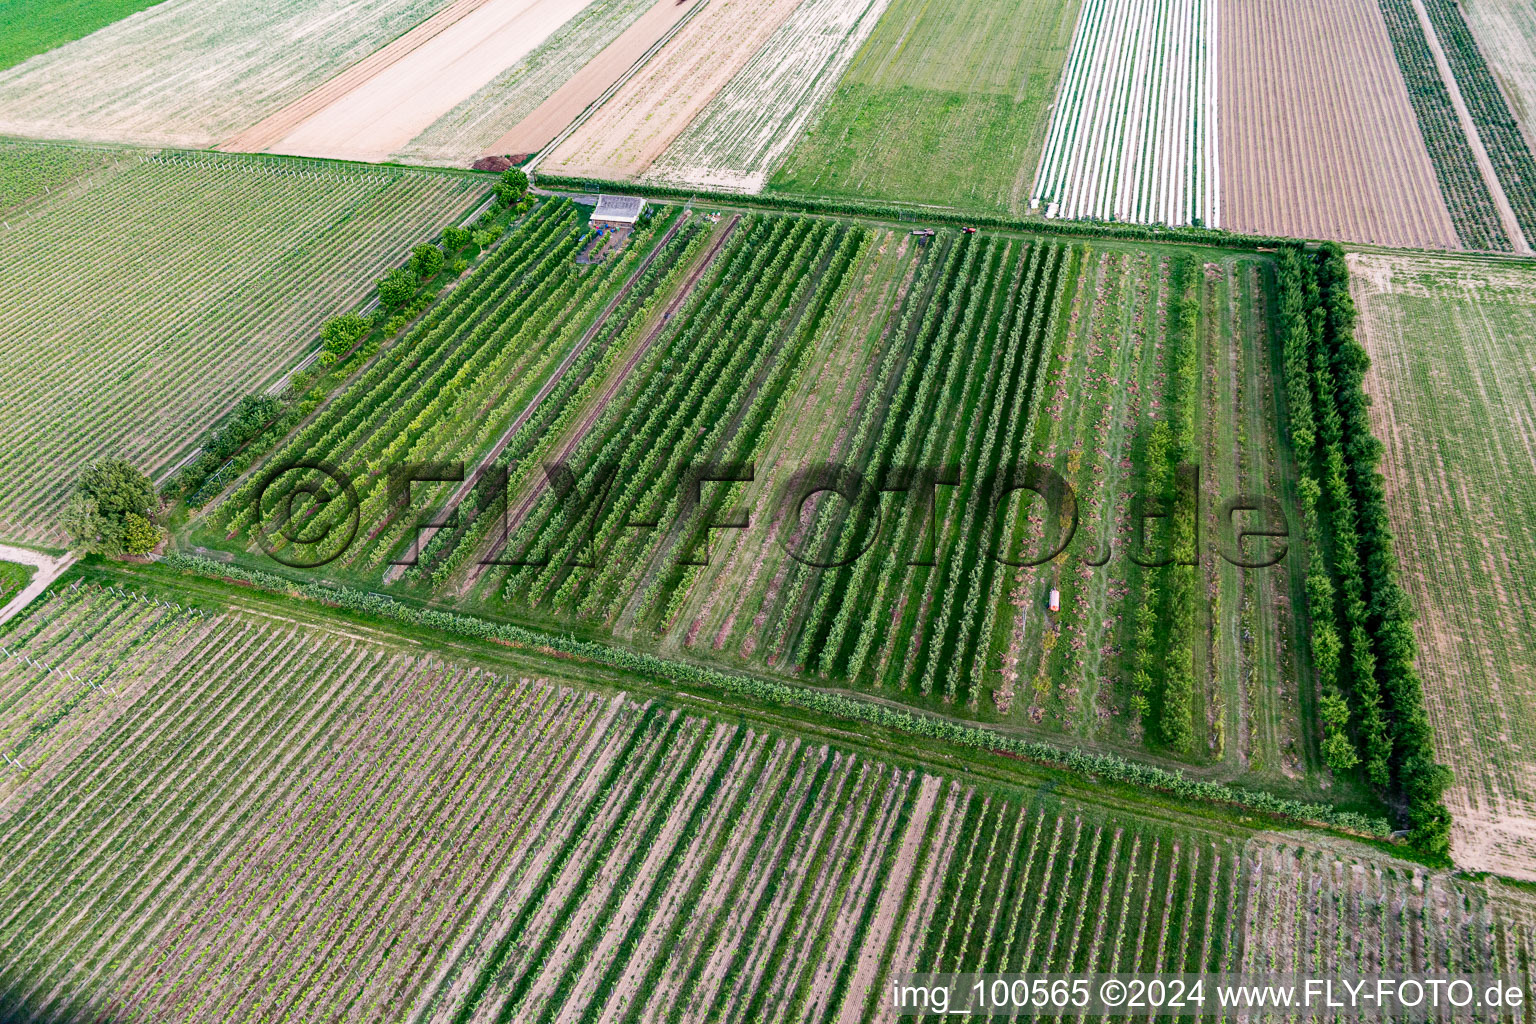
left=1030, top=0, right=1220, bottom=229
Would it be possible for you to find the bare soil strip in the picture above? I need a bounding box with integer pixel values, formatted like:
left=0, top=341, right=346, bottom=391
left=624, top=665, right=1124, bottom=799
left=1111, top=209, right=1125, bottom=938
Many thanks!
left=1219, top=0, right=1460, bottom=248
left=221, top=0, right=501, bottom=153
left=265, top=0, right=602, bottom=162
left=833, top=775, right=940, bottom=1024
left=488, top=0, right=707, bottom=160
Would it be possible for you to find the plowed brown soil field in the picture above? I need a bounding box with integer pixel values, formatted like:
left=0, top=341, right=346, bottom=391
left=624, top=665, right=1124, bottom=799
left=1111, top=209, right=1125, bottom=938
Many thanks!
left=1220, top=0, right=1459, bottom=248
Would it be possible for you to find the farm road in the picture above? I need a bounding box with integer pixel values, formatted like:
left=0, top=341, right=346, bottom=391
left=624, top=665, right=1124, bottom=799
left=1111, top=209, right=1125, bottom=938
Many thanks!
left=0, top=544, right=76, bottom=626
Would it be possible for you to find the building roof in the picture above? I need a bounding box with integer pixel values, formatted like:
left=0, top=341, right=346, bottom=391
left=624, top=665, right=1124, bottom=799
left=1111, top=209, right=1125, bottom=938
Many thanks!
left=592, top=194, right=646, bottom=223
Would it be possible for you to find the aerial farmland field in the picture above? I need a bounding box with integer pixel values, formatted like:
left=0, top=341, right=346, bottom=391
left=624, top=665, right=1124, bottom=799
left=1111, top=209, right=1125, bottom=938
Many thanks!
left=0, top=0, right=1533, bottom=1010
left=0, top=0, right=456, bottom=147
left=768, top=0, right=1080, bottom=215
left=1219, top=0, right=1459, bottom=249
left=1352, top=252, right=1536, bottom=879
left=395, top=0, right=666, bottom=166
left=0, top=579, right=1528, bottom=1022
left=0, top=143, right=483, bottom=543
left=253, top=0, right=606, bottom=164
left=1415, top=0, right=1536, bottom=245
left=204, top=206, right=1347, bottom=799
left=0, top=0, right=163, bottom=71
left=1030, top=0, right=1219, bottom=228
left=1459, top=0, right=1536, bottom=149
left=542, top=0, right=809, bottom=180
left=1375, top=0, right=1520, bottom=251
left=642, top=0, right=891, bottom=192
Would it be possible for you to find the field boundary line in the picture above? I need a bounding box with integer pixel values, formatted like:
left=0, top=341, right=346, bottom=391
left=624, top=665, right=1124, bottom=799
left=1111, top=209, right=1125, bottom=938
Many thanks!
left=524, top=0, right=715, bottom=173
left=1410, top=0, right=1532, bottom=253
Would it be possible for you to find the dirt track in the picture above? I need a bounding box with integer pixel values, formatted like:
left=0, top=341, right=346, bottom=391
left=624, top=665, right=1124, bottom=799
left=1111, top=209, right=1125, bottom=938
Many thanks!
left=1220, top=0, right=1460, bottom=248
left=0, top=545, right=76, bottom=626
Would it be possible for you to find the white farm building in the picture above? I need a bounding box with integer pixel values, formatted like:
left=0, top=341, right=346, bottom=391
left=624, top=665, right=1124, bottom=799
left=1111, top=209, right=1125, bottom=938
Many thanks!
left=591, top=194, right=646, bottom=229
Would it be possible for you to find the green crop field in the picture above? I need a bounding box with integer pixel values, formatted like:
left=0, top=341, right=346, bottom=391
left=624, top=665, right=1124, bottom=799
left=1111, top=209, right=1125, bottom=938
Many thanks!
left=189, top=197, right=1459, bottom=863
left=768, top=0, right=1080, bottom=216
left=0, top=559, right=33, bottom=604
left=0, top=137, right=121, bottom=209
left=196, top=205, right=1366, bottom=803
left=198, top=197, right=717, bottom=575
left=0, top=0, right=163, bottom=71
left=0, top=579, right=1527, bottom=1022
left=0, top=143, right=483, bottom=544
left=0, top=0, right=1527, bottom=1015
left=1353, top=252, right=1536, bottom=879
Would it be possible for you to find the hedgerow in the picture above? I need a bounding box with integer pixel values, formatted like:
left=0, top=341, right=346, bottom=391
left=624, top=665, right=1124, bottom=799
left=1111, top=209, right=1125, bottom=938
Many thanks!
left=532, top=174, right=1300, bottom=250
left=1276, top=244, right=1451, bottom=855
left=160, top=552, right=1391, bottom=837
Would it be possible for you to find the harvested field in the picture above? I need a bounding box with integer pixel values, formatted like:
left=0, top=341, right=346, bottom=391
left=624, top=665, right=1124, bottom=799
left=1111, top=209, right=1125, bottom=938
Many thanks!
left=1219, top=0, right=1460, bottom=248
left=770, top=0, right=1079, bottom=215
left=2, top=583, right=1529, bottom=1022
left=1030, top=0, right=1220, bottom=228
left=643, top=0, right=893, bottom=192
left=395, top=0, right=661, bottom=166
left=1351, top=252, right=1536, bottom=880
left=0, top=0, right=455, bottom=148
left=0, top=144, right=482, bottom=544
left=480, top=0, right=706, bottom=161
left=543, top=0, right=809, bottom=179
left=264, top=0, right=603, bottom=164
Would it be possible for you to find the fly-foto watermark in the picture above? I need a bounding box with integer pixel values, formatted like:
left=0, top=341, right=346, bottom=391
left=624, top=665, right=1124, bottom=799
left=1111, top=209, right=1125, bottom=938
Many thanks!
left=251, top=459, right=1291, bottom=571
